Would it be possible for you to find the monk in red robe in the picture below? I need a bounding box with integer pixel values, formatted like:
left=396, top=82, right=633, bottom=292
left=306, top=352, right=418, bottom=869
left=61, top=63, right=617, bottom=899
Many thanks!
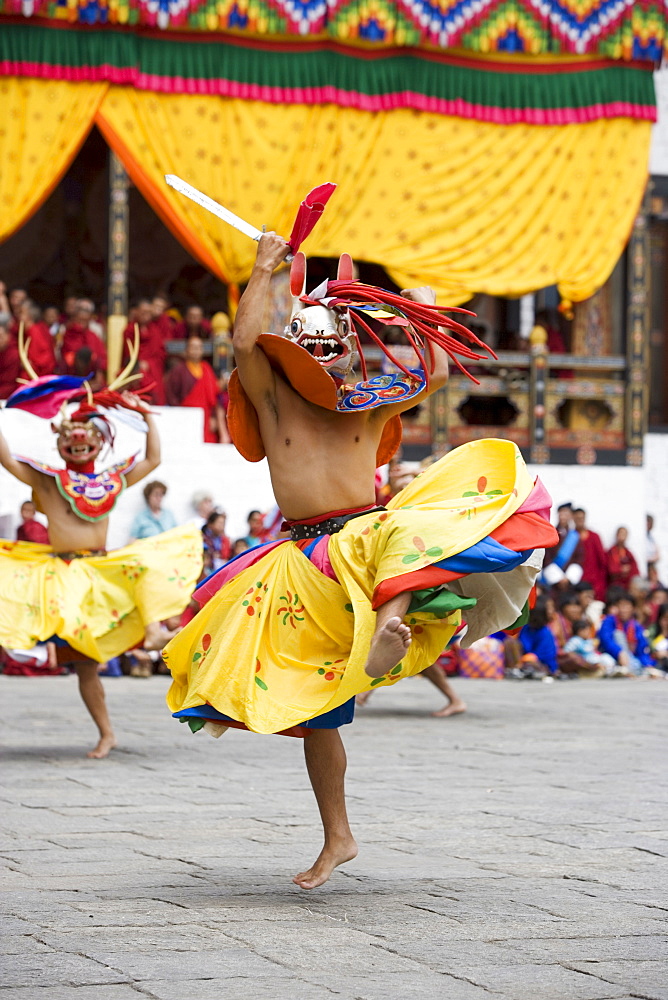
left=123, top=300, right=168, bottom=405
left=0, top=322, right=21, bottom=399
left=570, top=508, right=608, bottom=601
left=11, top=301, right=56, bottom=377
left=16, top=500, right=50, bottom=544
left=61, top=299, right=107, bottom=376
left=164, top=336, right=221, bottom=442
left=607, top=527, right=640, bottom=590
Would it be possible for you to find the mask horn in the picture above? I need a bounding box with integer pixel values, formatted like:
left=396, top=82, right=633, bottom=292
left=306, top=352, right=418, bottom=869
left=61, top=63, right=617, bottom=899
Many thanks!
left=337, top=253, right=354, bottom=282
left=290, top=252, right=307, bottom=298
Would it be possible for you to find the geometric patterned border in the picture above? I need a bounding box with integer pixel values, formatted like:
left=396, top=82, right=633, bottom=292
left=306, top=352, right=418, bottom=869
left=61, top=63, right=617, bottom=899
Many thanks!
left=0, top=1, right=664, bottom=62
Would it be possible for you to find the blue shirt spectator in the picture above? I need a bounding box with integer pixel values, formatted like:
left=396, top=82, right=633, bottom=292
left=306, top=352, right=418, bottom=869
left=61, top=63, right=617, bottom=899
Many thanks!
left=598, top=598, right=653, bottom=674
left=519, top=623, right=558, bottom=674
left=129, top=480, right=177, bottom=540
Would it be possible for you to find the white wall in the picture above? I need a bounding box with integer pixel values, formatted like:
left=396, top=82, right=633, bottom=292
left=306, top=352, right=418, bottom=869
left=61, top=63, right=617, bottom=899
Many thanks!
left=651, top=68, right=668, bottom=177
left=526, top=463, right=647, bottom=564
left=0, top=407, right=276, bottom=548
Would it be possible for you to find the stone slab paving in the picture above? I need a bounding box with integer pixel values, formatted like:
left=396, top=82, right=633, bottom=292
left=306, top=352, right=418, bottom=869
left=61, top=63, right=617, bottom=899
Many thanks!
left=1, top=674, right=666, bottom=1000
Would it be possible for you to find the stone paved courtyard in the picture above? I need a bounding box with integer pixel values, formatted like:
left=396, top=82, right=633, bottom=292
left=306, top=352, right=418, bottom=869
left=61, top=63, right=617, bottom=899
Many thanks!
left=1, top=674, right=666, bottom=1000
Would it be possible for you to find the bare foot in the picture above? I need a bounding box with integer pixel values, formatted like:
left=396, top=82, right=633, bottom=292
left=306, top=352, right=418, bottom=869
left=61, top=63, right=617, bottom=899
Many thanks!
left=355, top=690, right=372, bottom=707
left=292, top=837, right=358, bottom=890
left=364, top=617, right=411, bottom=678
left=432, top=699, right=467, bottom=718
left=87, top=733, right=117, bottom=759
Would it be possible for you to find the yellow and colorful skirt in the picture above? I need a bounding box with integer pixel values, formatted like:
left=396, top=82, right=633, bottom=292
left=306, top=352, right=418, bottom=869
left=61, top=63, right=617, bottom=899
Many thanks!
left=0, top=525, right=203, bottom=663
left=165, top=440, right=558, bottom=737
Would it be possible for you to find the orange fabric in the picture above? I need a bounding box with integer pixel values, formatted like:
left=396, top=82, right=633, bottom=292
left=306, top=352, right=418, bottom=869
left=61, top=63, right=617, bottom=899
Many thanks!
left=227, top=335, right=404, bottom=465
left=94, top=108, right=227, bottom=282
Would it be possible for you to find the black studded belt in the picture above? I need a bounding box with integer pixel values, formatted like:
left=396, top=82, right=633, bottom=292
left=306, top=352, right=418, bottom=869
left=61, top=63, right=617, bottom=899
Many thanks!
left=290, top=507, right=386, bottom=542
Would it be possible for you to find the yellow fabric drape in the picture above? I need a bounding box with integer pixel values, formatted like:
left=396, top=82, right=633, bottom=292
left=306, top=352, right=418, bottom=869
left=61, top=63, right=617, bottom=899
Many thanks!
left=0, top=78, right=107, bottom=243
left=97, top=88, right=650, bottom=303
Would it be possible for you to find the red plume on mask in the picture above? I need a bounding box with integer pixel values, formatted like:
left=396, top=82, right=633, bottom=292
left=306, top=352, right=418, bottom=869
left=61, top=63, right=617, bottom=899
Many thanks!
left=288, top=183, right=336, bottom=253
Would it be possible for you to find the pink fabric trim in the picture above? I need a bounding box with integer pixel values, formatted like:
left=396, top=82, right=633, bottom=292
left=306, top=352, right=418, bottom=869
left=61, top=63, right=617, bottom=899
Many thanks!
left=137, top=77, right=657, bottom=123
left=516, top=477, right=553, bottom=522
left=306, top=536, right=339, bottom=583
left=194, top=540, right=284, bottom=606
left=0, top=60, right=135, bottom=83
left=0, top=60, right=655, bottom=124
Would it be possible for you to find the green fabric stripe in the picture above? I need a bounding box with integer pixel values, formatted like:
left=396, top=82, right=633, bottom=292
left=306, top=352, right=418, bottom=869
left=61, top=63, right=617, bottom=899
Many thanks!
left=0, top=24, right=655, bottom=112
left=407, top=588, right=477, bottom=618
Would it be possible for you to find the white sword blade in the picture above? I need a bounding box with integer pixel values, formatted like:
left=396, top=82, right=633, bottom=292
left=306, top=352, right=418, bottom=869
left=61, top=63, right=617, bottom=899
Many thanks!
left=165, top=174, right=293, bottom=260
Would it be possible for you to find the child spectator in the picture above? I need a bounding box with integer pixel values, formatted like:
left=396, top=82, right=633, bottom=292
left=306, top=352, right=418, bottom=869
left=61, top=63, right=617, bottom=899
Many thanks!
left=232, top=538, right=250, bottom=557
left=648, top=603, right=668, bottom=675
left=574, top=580, right=604, bottom=632
left=242, top=510, right=267, bottom=549
left=563, top=619, right=616, bottom=678
left=598, top=593, right=654, bottom=677
left=517, top=600, right=558, bottom=677
left=202, top=510, right=232, bottom=573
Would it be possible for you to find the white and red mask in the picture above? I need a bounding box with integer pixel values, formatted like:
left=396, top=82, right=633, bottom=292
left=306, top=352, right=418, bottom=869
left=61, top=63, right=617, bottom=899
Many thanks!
left=284, top=253, right=357, bottom=377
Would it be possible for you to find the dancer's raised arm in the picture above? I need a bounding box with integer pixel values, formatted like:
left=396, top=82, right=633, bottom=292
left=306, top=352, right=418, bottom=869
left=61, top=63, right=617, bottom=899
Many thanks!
left=0, top=425, right=36, bottom=486
left=233, top=233, right=290, bottom=411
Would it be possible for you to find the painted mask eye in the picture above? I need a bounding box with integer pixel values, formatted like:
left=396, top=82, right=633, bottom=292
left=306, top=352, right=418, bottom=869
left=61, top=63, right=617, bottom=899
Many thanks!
left=290, top=318, right=303, bottom=336
left=338, top=317, right=349, bottom=337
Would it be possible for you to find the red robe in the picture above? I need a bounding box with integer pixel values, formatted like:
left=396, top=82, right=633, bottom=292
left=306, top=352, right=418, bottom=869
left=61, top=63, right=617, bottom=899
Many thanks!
left=571, top=530, right=608, bottom=601
left=606, top=544, right=640, bottom=591
left=9, top=320, right=56, bottom=377
left=123, top=321, right=167, bottom=405
left=61, top=324, right=107, bottom=374
left=165, top=360, right=219, bottom=442
left=0, top=337, right=21, bottom=399
left=17, top=519, right=50, bottom=544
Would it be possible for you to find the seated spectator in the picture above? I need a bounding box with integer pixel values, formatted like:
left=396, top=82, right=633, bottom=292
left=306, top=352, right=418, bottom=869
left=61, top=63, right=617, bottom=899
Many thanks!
left=645, top=586, right=668, bottom=628
left=12, top=300, right=56, bottom=376
left=598, top=593, right=654, bottom=677
left=242, top=510, right=267, bottom=549
left=128, top=480, right=177, bottom=541
left=606, top=527, right=640, bottom=591
left=0, top=320, right=20, bottom=399
left=123, top=299, right=168, bottom=405
left=574, top=580, right=604, bottom=632
left=648, top=603, right=668, bottom=675
left=16, top=500, right=49, bottom=544
left=164, top=336, right=222, bottom=442
left=173, top=305, right=212, bottom=340
left=62, top=298, right=107, bottom=377
left=562, top=619, right=615, bottom=678
left=517, top=600, right=558, bottom=676
left=202, top=510, right=232, bottom=573
left=548, top=592, right=580, bottom=650
left=232, top=538, right=250, bottom=557
left=191, top=490, right=215, bottom=529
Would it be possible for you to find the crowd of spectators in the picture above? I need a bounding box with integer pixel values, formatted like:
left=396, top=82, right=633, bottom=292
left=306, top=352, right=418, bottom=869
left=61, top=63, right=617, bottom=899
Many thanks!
left=0, top=283, right=232, bottom=443
left=511, top=505, right=667, bottom=680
